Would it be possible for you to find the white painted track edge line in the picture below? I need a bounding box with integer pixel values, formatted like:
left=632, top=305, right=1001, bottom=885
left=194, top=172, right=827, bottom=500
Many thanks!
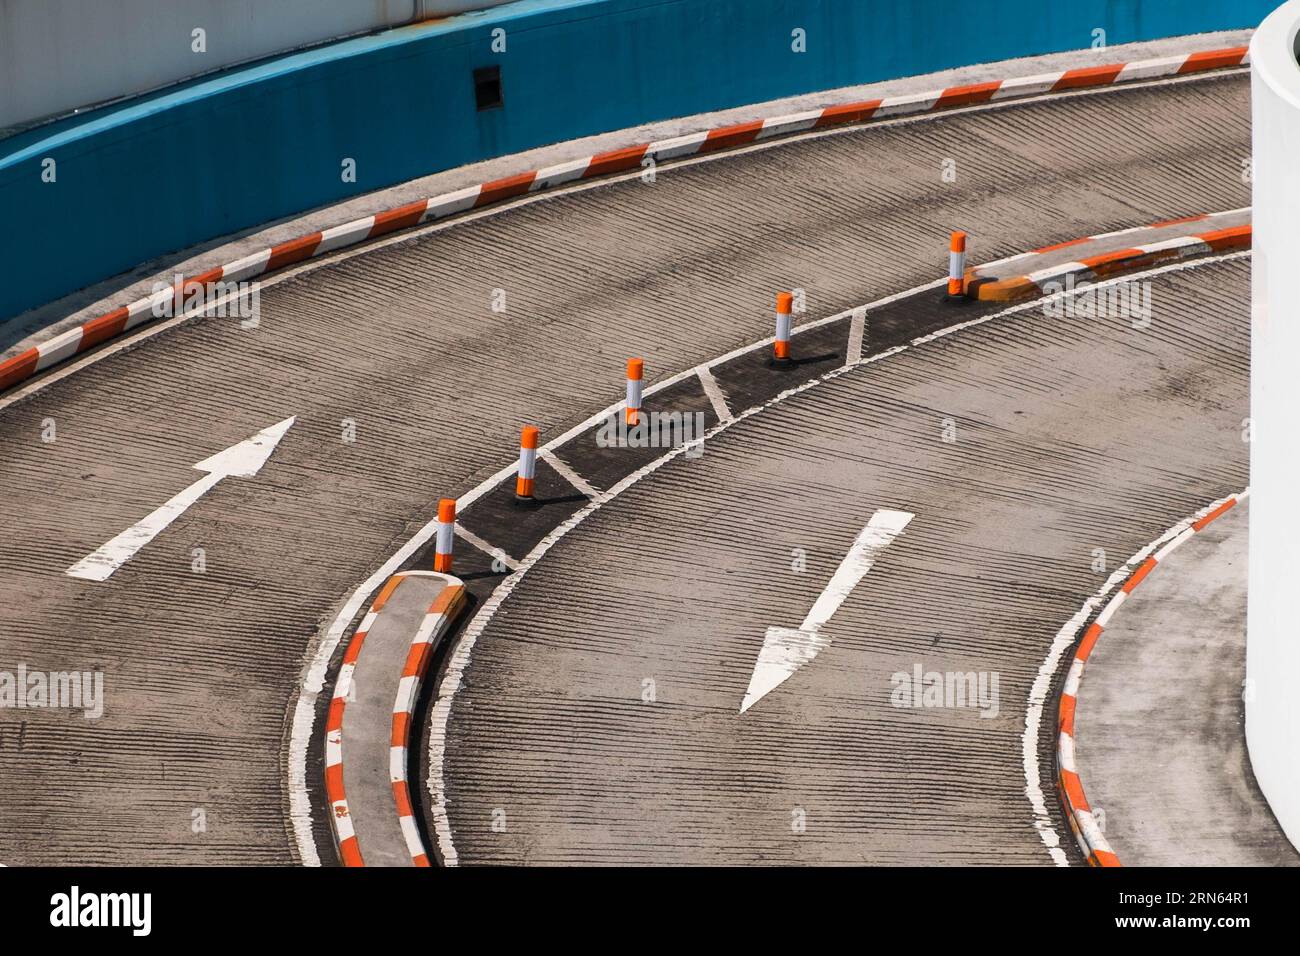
left=846, top=308, right=867, bottom=366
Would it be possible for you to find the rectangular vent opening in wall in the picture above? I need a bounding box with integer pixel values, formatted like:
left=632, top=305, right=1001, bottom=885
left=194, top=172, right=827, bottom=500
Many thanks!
left=474, top=66, right=503, bottom=111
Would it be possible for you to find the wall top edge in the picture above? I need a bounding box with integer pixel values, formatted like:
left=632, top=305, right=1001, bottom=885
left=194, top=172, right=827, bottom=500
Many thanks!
left=0, top=0, right=595, bottom=171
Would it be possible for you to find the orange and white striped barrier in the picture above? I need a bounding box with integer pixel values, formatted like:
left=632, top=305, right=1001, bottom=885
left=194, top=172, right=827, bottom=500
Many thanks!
left=625, top=358, right=644, bottom=426
left=324, top=624, right=367, bottom=867
left=965, top=219, right=1251, bottom=302
left=323, top=573, right=408, bottom=867
left=391, top=581, right=466, bottom=866
left=1057, top=489, right=1248, bottom=867
left=433, top=498, right=456, bottom=573
left=323, top=571, right=465, bottom=867
left=774, top=291, right=794, bottom=364
left=947, top=231, right=967, bottom=299
left=515, top=426, right=539, bottom=500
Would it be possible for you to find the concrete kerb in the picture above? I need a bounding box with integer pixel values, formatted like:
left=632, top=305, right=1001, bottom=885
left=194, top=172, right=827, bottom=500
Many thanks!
left=963, top=210, right=1252, bottom=301
left=1055, top=490, right=1249, bottom=867
left=323, top=570, right=466, bottom=867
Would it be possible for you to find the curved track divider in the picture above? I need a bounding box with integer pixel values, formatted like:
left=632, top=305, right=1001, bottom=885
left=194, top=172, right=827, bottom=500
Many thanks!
left=965, top=221, right=1252, bottom=301
left=0, top=45, right=1249, bottom=397
left=324, top=573, right=406, bottom=867
left=391, top=581, right=467, bottom=867
left=323, top=570, right=465, bottom=867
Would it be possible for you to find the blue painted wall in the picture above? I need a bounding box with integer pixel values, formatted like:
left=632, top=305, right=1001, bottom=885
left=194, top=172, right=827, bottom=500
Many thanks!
left=0, top=0, right=1273, bottom=323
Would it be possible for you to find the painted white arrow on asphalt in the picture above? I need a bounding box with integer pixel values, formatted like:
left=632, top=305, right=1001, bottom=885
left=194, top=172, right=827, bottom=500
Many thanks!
left=67, top=416, right=296, bottom=582
left=740, top=508, right=914, bottom=714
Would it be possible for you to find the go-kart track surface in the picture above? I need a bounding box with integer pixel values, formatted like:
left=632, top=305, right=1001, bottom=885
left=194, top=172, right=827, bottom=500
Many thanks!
left=0, top=67, right=1250, bottom=865
left=436, top=255, right=1249, bottom=865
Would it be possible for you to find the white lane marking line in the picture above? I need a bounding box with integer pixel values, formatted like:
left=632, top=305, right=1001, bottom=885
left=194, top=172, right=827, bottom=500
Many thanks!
left=66, top=417, right=295, bottom=582
left=846, top=307, right=867, bottom=366
left=740, top=509, right=913, bottom=714
left=538, top=447, right=599, bottom=499
left=428, top=250, right=1247, bottom=866
left=1154, top=526, right=1196, bottom=562
left=697, top=366, right=733, bottom=422
left=453, top=524, right=519, bottom=571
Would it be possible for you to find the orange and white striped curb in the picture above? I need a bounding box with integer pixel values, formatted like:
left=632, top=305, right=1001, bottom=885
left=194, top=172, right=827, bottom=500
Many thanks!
left=965, top=216, right=1251, bottom=301
left=0, top=46, right=1249, bottom=396
left=324, top=570, right=465, bottom=867
left=1057, top=489, right=1248, bottom=867
left=324, top=572, right=405, bottom=867
left=391, top=582, right=466, bottom=867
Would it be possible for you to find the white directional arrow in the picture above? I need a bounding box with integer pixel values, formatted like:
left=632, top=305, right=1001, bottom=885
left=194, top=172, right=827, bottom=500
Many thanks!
left=740, top=508, right=914, bottom=714
left=67, top=417, right=296, bottom=582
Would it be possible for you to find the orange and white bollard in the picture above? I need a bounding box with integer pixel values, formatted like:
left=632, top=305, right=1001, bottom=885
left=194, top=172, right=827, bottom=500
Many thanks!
left=947, top=231, right=967, bottom=300
left=625, top=358, right=644, bottom=425
left=773, top=291, right=794, bottom=366
left=515, top=426, right=539, bottom=501
left=434, top=497, right=455, bottom=572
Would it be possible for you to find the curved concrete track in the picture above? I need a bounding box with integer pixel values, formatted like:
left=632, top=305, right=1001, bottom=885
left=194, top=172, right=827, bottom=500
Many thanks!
left=438, top=255, right=1250, bottom=865
left=0, top=70, right=1248, bottom=864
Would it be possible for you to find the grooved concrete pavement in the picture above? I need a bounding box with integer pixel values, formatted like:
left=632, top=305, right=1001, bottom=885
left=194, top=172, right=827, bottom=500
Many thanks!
left=439, top=257, right=1250, bottom=865
left=0, top=73, right=1249, bottom=864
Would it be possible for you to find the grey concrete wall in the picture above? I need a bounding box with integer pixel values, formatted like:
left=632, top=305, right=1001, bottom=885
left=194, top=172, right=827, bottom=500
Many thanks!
left=0, top=0, right=516, bottom=131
